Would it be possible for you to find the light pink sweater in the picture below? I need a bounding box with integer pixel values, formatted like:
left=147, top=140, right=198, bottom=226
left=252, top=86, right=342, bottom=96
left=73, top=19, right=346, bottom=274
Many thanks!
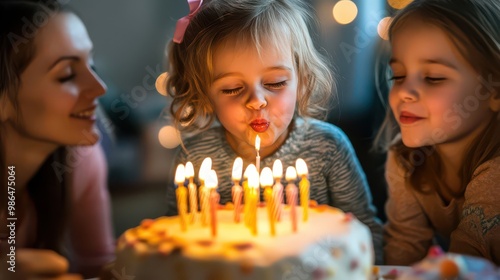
left=384, top=151, right=500, bottom=266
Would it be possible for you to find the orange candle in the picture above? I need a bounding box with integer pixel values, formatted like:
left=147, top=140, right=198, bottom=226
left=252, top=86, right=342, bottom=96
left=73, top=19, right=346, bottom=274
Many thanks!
left=175, top=164, right=188, bottom=231
left=198, top=157, right=212, bottom=226
left=285, top=166, right=298, bottom=233
left=205, top=170, right=219, bottom=237
left=243, top=164, right=255, bottom=227
left=296, top=158, right=310, bottom=222
left=185, top=161, right=198, bottom=223
left=260, top=167, right=275, bottom=236
left=272, top=159, right=284, bottom=222
left=232, top=157, right=243, bottom=223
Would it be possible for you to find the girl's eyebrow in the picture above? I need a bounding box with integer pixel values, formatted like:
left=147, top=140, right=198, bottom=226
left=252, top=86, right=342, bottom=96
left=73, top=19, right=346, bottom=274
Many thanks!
left=213, top=65, right=293, bottom=82
left=389, top=57, right=458, bottom=70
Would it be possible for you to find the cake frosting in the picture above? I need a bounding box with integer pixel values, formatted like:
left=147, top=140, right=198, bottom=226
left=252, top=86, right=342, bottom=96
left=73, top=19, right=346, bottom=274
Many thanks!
left=110, top=205, right=374, bottom=280
left=393, top=246, right=500, bottom=280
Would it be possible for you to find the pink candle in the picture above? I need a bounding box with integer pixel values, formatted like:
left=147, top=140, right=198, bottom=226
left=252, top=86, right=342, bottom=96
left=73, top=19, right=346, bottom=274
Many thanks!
left=285, top=166, right=298, bottom=233
left=232, top=157, right=243, bottom=223
left=272, top=160, right=284, bottom=221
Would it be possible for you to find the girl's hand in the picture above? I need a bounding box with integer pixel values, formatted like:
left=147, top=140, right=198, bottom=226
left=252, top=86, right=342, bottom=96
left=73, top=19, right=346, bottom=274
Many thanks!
left=16, top=249, right=83, bottom=280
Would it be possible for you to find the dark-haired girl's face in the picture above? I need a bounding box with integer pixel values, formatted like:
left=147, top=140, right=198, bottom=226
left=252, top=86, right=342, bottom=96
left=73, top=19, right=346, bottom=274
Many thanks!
left=209, top=40, right=297, bottom=159
left=389, top=22, right=494, bottom=152
left=6, top=12, right=106, bottom=148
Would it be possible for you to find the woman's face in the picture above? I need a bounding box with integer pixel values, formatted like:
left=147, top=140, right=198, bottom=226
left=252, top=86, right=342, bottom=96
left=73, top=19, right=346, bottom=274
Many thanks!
left=7, top=12, right=106, bottom=147
left=208, top=39, right=297, bottom=158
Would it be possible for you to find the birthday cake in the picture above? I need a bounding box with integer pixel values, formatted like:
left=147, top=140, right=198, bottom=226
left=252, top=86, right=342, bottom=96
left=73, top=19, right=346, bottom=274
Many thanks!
left=109, top=205, right=374, bottom=280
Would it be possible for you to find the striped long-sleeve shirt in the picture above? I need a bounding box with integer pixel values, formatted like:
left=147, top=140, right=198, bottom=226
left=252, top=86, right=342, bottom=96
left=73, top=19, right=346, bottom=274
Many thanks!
left=166, top=117, right=383, bottom=263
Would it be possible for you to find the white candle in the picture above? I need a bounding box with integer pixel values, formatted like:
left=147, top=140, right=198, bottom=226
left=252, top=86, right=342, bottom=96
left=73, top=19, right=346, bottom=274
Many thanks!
left=255, top=135, right=261, bottom=173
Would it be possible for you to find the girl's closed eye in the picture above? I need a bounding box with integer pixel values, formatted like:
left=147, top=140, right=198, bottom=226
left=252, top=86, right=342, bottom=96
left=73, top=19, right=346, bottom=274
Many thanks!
left=389, top=75, right=405, bottom=84
left=265, top=81, right=287, bottom=90
left=425, top=77, right=446, bottom=84
left=221, top=87, right=243, bottom=95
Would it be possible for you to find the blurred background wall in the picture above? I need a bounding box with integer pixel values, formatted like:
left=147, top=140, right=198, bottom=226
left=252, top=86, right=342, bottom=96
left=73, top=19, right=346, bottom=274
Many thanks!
left=69, top=0, right=403, bottom=237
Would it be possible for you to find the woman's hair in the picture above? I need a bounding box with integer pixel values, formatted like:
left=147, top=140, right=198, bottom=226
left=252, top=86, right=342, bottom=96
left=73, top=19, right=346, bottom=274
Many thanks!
left=375, top=0, right=500, bottom=195
left=0, top=0, right=70, bottom=254
left=167, top=0, right=334, bottom=132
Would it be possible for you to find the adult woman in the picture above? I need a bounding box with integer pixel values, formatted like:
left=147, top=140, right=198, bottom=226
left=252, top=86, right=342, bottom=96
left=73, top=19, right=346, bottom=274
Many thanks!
left=0, top=1, right=114, bottom=278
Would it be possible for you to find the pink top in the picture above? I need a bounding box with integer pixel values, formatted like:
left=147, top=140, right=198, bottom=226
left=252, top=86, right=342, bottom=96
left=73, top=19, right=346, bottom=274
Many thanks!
left=384, top=151, right=500, bottom=266
left=15, top=144, right=115, bottom=276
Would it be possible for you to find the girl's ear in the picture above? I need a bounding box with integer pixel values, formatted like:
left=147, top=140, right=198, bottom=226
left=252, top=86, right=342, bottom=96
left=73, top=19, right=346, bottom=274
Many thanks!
left=0, top=93, right=14, bottom=122
left=489, top=91, right=500, bottom=112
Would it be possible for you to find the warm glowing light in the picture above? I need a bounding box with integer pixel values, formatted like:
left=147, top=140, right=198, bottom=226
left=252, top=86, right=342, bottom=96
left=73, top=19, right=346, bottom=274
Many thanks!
left=232, top=157, right=243, bottom=181
left=255, top=135, right=261, bottom=151
left=333, top=0, right=358, bottom=25
left=377, top=17, right=393, bottom=40
left=260, top=167, right=274, bottom=187
left=158, top=125, right=181, bottom=149
left=155, top=72, right=169, bottom=96
left=185, top=162, right=194, bottom=178
left=175, top=164, right=185, bottom=184
left=295, top=158, right=308, bottom=177
left=205, top=170, right=218, bottom=189
left=199, top=157, right=212, bottom=182
left=272, top=159, right=283, bottom=179
left=247, top=164, right=259, bottom=188
left=285, top=166, right=297, bottom=182
left=387, top=0, right=413, bottom=10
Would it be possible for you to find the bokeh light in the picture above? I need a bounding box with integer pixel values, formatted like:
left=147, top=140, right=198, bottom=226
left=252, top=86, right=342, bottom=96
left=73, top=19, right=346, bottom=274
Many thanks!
left=158, top=125, right=181, bottom=149
left=155, top=72, right=168, bottom=96
left=377, top=17, right=393, bottom=41
left=333, top=0, right=358, bottom=25
left=387, top=0, right=413, bottom=10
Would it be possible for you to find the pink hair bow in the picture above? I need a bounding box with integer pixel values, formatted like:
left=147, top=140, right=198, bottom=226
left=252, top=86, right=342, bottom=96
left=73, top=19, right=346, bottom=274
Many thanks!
left=173, top=0, right=204, bottom=44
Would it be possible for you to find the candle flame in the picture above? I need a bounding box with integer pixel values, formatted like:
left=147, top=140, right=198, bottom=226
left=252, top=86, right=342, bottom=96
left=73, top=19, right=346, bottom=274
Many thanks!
left=260, top=167, right=274, bottom=187
left=295, top=158, right=308, bottom=176
left=175, top=164, right=186, bottom=184
left=205, top=169, right=218, bottom=189
left=285, top=166, right=297, bottom=181
left=199, top=157, right=212, bottom=181
left=255, top=135, right=260, bottom=151
left=185, top=161, right=194, bottom=178
left=232, top=157, right=243, bottom=181
left=272, top=159, right=283, bottom=179
left=246, top=164, right=259, bottom=189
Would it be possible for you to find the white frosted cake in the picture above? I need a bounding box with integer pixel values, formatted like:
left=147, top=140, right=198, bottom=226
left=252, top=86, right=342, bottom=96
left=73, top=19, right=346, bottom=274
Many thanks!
left=109, top=205, right=374, bottom=280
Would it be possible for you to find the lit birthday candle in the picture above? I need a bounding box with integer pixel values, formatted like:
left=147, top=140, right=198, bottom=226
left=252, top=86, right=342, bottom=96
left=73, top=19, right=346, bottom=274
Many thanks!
left=260, top=167, right=275, bottom=236
left=205, top=169, right=220, bottom=237
left=296, top=158, right=310, bottom=222
left=247, top=164, right=259, bottom=235
left=231, top=157, right=243, bottom=223
left=243, top=164, right=254, bottom=227
left=185, top=162, right=198, bottom=224
left=272, top=159, right=284, bottom=221
left=198, top=157, right=212, bottom=226
left=175, top=164, right=188, bottom=231
left=285, top=166, right=298, bottom=233
left=255, top=135, right=261, bottom=173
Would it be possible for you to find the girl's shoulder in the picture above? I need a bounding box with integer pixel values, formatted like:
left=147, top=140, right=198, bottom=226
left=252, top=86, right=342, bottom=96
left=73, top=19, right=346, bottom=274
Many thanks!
left=472, top=156, right=500, bottom=180
left=465, top=156, right=500, bottom=203
left=298, top=117, right=349, bottom=143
